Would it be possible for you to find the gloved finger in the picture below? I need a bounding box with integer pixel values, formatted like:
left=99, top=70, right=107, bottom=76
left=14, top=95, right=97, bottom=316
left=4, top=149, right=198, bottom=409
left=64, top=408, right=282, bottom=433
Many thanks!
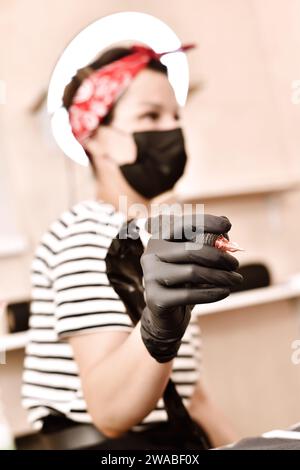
left=162, top=286, right=230, bottom=308
left=153, top=262, right=243, bottom=287
left=145, top=213, right=232, bottom=241
left=149, top=240, right=239, bottom=271
left=203, top=214, right=232, bottom=234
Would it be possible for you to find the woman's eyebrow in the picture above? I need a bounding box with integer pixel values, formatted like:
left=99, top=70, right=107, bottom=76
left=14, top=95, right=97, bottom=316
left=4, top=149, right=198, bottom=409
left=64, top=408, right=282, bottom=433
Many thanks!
left=139, top=101, right=180, bottom=114
left=139, top=101, right=163, bottom=109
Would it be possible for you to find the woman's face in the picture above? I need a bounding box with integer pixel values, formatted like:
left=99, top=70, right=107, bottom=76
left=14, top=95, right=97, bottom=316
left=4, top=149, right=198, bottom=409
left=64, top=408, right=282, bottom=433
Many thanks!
left=84, top=69, right=182, bottom=166
left=112, top=68, right=181, bottom=133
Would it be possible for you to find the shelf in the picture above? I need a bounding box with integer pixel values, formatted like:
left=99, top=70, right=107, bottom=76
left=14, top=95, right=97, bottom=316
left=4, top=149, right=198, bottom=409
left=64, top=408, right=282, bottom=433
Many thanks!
left=2, top=280, right=300, bottom=349
left=193, top=280, right=300, bottom=317
left=176, top=179, right=300, bottom=203
left=0, top=295, right=30, bottom=306
left=0, top=235, right=28, bottom=258
left=0, top=331, right=29, bottom=351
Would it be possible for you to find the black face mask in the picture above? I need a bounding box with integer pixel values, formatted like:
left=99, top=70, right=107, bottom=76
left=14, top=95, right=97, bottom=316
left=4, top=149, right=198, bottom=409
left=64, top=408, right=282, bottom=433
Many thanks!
left=119, top=128, right=187, bottom=199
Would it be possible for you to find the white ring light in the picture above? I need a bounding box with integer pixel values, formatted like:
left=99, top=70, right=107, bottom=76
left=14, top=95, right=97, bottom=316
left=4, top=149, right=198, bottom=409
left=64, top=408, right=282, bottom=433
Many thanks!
left=47, top=12, right=191, bottom=166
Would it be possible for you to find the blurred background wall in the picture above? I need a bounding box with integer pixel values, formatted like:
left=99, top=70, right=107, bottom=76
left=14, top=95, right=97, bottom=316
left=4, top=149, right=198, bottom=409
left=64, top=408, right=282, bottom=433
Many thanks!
left=1, top=0, right=300, bottom=439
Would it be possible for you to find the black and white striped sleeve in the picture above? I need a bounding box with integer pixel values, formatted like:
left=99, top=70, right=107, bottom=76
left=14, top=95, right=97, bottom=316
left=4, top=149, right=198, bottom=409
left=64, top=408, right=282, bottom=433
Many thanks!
left=52, top=218, right=134, bottom=338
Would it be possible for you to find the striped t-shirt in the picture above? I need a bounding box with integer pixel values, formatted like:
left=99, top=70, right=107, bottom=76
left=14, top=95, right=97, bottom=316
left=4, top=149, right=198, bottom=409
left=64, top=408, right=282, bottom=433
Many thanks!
left=22, top=199, right=202, bottom=430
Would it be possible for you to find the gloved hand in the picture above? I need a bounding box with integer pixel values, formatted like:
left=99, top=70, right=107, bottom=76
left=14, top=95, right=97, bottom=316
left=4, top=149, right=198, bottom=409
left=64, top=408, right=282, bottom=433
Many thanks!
left=140, top=214, right=243, bottom=363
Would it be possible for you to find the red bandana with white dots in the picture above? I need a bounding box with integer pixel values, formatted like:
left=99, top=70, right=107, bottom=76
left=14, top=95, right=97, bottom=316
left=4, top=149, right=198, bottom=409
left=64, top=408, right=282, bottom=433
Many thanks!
left=68, top=44, right=195, bottom=144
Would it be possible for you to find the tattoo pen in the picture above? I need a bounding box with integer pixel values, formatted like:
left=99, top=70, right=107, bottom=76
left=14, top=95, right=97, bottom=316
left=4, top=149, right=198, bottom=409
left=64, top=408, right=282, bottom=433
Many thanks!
left=203, top=233, right=245, bottom=253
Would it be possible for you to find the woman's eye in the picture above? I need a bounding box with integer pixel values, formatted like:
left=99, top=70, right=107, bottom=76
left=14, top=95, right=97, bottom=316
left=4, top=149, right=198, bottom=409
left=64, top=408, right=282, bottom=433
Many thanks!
left=141, top=112, right=160, bottom=121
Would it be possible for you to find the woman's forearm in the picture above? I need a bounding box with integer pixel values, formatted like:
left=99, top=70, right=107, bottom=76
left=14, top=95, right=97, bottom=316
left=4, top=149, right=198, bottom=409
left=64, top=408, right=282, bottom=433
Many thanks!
left=81, top=322, right=172, bottom=437
left=188, top=381, right=239, bottom=447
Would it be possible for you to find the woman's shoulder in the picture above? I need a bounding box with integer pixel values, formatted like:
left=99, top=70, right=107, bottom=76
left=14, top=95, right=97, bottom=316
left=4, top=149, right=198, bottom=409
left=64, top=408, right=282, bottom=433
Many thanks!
left=34, top=200, right=125, bottom=263
left=31, top=200, right=126, bottom=278
left=49, top=199, right=126, bottom=240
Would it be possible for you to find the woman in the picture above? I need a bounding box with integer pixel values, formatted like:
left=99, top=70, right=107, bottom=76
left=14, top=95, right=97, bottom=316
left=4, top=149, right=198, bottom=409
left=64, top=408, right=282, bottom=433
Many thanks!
left=22, top=44, right=241, bottom=449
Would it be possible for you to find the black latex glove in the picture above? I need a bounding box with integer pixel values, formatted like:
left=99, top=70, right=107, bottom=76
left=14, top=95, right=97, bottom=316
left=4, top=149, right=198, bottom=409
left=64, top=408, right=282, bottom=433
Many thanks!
left=140, top=214, right=243, bottom=363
